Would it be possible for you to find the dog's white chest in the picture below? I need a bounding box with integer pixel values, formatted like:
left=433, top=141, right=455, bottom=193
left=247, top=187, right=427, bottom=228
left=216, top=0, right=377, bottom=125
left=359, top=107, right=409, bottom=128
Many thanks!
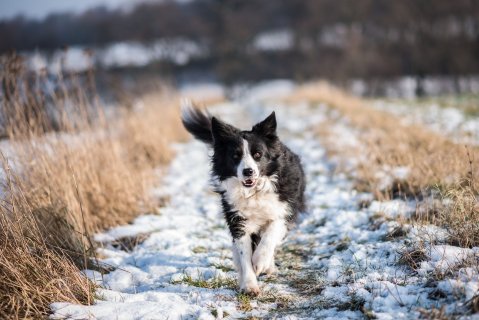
left=221, top=177, right=290, bottom=233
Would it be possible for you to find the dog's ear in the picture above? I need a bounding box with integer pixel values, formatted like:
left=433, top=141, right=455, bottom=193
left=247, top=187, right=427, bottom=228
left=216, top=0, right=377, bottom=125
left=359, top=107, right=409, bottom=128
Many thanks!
left=211, top=117, right=238, bottom=142
left=252, top=111, right=277, bottom=138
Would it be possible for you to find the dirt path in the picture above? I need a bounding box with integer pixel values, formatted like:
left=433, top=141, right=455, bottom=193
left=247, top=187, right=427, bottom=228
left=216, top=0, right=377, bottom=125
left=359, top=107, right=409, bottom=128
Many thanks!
left=51, top=97, right=469, bottom=320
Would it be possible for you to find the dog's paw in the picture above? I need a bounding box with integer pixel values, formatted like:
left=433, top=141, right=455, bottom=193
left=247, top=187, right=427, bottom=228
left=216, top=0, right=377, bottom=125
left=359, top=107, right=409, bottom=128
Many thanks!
left=240, top=283, right=261, bottom=296
left=265, top=263, right=278, bottom=276
left=252, top=249, right=273, bottom=276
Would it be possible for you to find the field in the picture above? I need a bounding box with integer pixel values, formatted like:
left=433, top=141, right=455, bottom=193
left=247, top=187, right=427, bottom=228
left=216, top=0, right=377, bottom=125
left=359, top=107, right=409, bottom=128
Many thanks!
left=1, top=66, right=479, bottom=319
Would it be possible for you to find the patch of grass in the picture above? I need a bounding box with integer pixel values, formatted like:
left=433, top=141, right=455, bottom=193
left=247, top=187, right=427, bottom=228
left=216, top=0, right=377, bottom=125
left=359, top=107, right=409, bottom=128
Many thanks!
left=277, top=244, right=310, bottom=272
left=368, top=212, right=389, bottom=231
left=0, top=232, right=96, bottom=318
left=335, top=237, right=351, bottom=252
left=211, top=308, right=230, bottom=318
left=172, top=273, right=237, bottom=290
left=427, top=288, right=447, bottom=300
left=288, top=271, right=327, bottom=296
left=341, top=264, right=356, bottom=279
left=361, top=306, right=377, bottom=319
left=257, top=288, right=295, bottom=310
left=382, top=225, right=408, bottom=241
left=108, top=233, right=150, bottom=252
left=434, top=184, right=479, bottom=248
left=305, top=217, right=327, bottom=232
left=121, top=91, right=187, bottom=167
left=237, top=293, right=253, bottom=312
left=336, top=291, right=366, bottom=312
left=211, top=263, right=235, bottom=273
left=211, top=224, right=226, bottom=230
left=466, top=294, right=479, bottom=314
left=192, top=246, right=208, bottom=254
left=417, top=305, right=448, bottom=320
left=398, top=245, right=429, bottom=270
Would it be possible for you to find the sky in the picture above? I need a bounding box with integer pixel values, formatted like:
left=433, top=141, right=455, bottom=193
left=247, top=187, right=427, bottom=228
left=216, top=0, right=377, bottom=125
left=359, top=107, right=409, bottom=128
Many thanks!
left=0, top=0, right=139, bottom=20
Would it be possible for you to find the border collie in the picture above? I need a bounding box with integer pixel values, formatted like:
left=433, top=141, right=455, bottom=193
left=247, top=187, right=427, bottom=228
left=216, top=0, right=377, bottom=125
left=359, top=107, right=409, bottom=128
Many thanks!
left=181, top=105, right=305, bottom=295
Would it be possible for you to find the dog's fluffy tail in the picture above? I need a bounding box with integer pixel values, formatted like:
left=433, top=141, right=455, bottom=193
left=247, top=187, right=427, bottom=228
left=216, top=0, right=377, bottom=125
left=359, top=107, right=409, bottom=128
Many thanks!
left=181, top=100, right=213, bottom=145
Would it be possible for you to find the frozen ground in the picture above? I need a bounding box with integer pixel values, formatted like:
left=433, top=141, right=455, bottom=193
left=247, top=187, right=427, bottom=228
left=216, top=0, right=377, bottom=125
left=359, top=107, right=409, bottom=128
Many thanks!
left=373, top=99, right=479, bottom=145
left=51, top=88, right=479, bottom=319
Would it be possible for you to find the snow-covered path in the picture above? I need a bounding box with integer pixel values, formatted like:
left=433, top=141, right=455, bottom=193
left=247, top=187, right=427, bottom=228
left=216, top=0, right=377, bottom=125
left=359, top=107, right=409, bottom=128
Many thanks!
left=51, top=96, right=477, bottom=319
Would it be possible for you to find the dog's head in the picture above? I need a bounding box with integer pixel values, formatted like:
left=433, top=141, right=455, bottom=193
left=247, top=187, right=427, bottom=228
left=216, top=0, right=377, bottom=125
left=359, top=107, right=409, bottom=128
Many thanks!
left=211, top=112, right=280, bottom=188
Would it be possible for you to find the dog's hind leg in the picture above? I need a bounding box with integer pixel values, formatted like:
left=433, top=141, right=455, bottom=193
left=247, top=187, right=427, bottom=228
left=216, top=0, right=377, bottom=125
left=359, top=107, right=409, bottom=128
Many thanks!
left=251, top=233, right=261, bottom=252
left=265, top=256, right=278, bottom=276
left=252, top=233, right=277, bottom=276
left=252, top=219, right=286, bottom=276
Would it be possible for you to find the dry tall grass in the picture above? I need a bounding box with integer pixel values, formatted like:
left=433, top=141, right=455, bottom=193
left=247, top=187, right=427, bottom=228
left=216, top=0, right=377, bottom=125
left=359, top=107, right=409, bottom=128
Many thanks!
left=282, top=81, right=479, bottom=247
left=0, top=54, right=186, bottom=318
left=1, top=154, right=95, bottom=316
left=121, top=91, right=188, bottom=167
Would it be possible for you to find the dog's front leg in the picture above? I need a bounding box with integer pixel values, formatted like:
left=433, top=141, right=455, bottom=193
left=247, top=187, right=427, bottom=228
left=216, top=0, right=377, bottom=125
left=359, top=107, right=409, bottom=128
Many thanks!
left=252, top=219, right=287, bottom=276
left=233, top=235, right=260, bottom=296
left=231, top=244, right=243, bottom=286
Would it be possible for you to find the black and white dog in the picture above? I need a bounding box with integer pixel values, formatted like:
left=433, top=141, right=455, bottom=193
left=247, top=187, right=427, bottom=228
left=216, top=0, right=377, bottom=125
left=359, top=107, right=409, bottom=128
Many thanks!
left=181, top=105, right=305, bottom=295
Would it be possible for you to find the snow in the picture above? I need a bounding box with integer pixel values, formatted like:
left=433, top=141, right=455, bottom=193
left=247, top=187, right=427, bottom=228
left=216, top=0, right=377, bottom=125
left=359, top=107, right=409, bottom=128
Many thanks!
left=100, top=42, right=154, bottom=68
left=22, top=38, right=206, bottom=73
left=437, top=267, right=479, bottom=301
left=374, top=165, right=410, bottom=191
left=369, top=200, right=415, bottom=219
left=418, top=245, right=476, bottom=275
left=28, top=51, right=48, bottom=72
left=100, top=38, right=206, bottom=67
left=373, top=99, right=479, bottom=145
left=50, top=47, right=94, bottom=73
left=349, top=76, right=479, bottom=98
left=236, top=80, right=296, bottom=103
left=252, top=29, right=294, bottom=51
left=180, top=83, right=226, bottom=103
left=51, top=290, right=202, bottom=320
left=50, top=82, right=479, bottom=319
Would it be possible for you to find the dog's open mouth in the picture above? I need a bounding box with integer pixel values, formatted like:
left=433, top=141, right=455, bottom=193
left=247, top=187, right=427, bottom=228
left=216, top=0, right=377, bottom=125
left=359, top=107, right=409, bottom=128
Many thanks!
left=242, top=178, right=257, bottom=188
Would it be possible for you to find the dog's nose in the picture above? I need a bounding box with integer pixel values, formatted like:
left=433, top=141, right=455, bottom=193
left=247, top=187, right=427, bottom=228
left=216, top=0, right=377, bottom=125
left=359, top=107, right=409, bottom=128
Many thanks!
left=243, top=168, right=253, bottom=177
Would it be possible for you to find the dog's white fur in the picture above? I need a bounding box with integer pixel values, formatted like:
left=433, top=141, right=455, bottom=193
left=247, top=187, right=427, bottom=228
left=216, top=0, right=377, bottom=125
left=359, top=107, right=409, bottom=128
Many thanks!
left=237, top=140, right=259, bottom=181
left=219, top=140, right=290, bottom=294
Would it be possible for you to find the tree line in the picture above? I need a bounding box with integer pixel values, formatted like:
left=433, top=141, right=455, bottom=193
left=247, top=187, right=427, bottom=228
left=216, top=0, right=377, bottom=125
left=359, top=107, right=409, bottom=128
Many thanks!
left=1, top=0, right=478, bottom=82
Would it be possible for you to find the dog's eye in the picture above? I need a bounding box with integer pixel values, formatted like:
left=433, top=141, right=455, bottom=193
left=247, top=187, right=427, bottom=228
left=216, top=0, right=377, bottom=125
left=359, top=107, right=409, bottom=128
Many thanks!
left=253, top=152, right=262, bottom=160
left=233, top=152, right=241, bottom=160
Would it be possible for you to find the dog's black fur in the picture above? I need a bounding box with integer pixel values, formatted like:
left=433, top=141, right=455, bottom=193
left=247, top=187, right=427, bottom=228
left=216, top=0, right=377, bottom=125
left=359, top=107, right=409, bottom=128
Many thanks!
left=182, top=106, right=305, bottom=238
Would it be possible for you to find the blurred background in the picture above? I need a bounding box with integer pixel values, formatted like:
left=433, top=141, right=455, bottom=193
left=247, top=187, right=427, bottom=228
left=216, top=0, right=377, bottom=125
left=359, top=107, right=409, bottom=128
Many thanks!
left=1, top=0, right=479, bottom=98
left=1, top=3, right=479, bottom=318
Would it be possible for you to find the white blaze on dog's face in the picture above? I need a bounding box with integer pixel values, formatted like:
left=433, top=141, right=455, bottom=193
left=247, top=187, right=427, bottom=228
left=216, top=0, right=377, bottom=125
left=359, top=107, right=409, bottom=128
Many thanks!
left=237, top=139, right=259, bottom=188
left=210, top=111, right=278, bottom=190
